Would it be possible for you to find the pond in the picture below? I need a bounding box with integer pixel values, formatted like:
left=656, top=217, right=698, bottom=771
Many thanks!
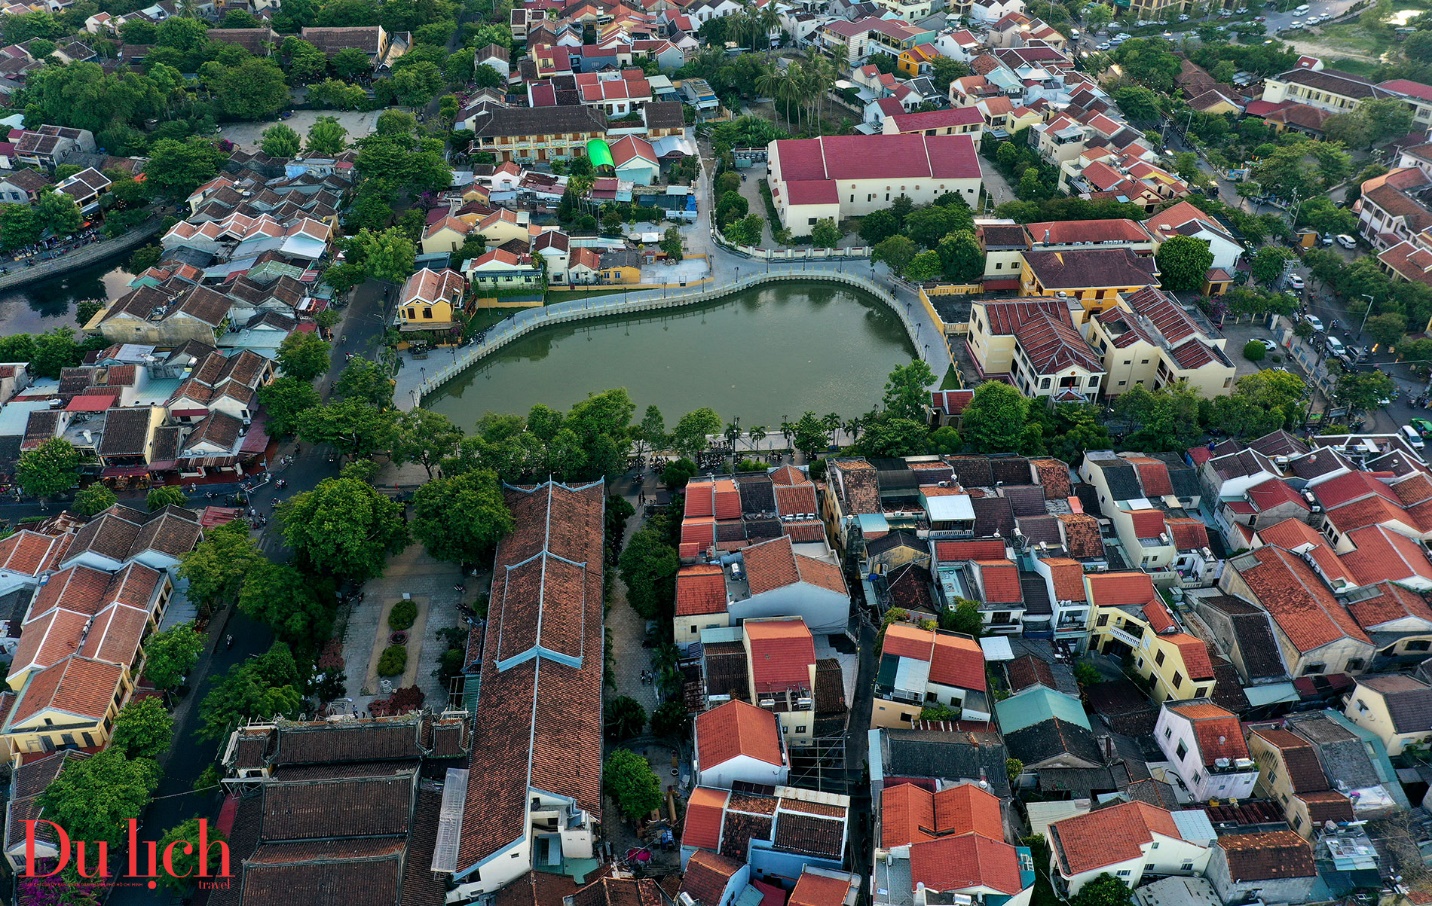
left=422, top=282, right=918, bottom=428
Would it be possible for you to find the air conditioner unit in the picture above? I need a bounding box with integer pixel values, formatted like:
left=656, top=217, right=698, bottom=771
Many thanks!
left=759, top=698, right=775, bottom=708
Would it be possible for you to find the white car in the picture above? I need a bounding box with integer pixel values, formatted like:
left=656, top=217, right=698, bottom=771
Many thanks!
left=1336, top=234, right=1357, bottom=249
left=1255, top=338, right=1278, bottom=352
left=1305, top=314, right=1325, bottom=332
left=1326, top=336, right=1346, bottom=357
left=1287, top=274, right=1305, bottom=290
left=1096, top=41, right=1111, bottom=49
left=1402, top=425, right=1426, bottom=450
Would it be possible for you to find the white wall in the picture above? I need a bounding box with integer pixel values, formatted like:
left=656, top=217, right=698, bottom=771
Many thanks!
left=697, top=752, right=789, bottom=790
left=1154, top=709, right=1257, bottom=801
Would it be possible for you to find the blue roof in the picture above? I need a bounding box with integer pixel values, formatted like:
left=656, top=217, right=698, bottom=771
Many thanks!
left=994, top=686, right=1089, bottom=735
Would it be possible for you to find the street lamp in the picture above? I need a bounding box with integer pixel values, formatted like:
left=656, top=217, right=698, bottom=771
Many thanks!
left=1359, top=294, right=1375, bottom=338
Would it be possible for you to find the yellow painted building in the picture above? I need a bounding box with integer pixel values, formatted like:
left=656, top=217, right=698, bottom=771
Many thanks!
left=898, top=44, right=939, bottom=77
left=1019, top=248, right=1159, bottom=321
left=1247, top=728, right=1354, bottom=838
left=1086, top=573, right=1216, bottom=704
left=398, top=268, right=469, bottom=331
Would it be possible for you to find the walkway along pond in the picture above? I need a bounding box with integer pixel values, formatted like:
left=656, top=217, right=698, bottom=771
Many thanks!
left=403, top=272, right=937, bottom=415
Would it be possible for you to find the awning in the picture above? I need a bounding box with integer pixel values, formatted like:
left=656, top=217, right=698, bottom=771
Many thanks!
left=1243, top=682, right=1299, bottom=707
left=239, top=418, right=269, bottom=455
left=66, top=393, right=118, bottom=412
left=147, top=460, right=176, bottom=472
left=171, top=408, right=208, bottom=418
left=102, top=464, right=150, bottom=478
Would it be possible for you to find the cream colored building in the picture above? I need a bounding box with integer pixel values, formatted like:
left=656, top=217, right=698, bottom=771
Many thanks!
left=1343, top=674, right=1432, bottom=755
left=1087, top=288, right=1236, bottom=399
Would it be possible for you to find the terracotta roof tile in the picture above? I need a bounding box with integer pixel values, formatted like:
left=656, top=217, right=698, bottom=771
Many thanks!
left=676, top=564, right=727, bottom=617
left=789, top=871, right=855, bottom=906
left=1167, top=518, right=1210, bottom=552
left=1086, top=571, right=1155, bottom=606
left=1218, top=830, right=1315, bottom=881
left=1169, top=701, right=1247, bottom=763
left=1049, top=801, right=1180, bottom=875
left=680, top=850, right=743, bottom=904
left=930, top=633, right=987, bottom=691
left=909, top=833, right=1024, bottom=895
left=695, top=699, right=782, bottom=769
left=745, top=618, right=815, bottom=694
left=1171, top=635, right=1216, bottom=681
left=1059, top=514, right=1104, bottom=560
left=1129, top=509, right=1168, bottom=541
left=975, top=560, right=1023, bottom=604
left=742, top=536, right=800, bottom=595
left=1237, top=545, right=1370, bottom=651
left=1032, top=459, right=1072, bottom=499
left=936, top=539, right=1008, bottom=562
left=683, top=787, right=729, bottom=851
left=1044, top=558, right=1086, bottom=603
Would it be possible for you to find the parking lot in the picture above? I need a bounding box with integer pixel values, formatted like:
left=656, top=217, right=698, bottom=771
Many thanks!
left=220, top=109, right=383, bottom=152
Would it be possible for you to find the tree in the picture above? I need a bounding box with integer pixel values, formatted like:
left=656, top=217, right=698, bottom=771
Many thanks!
left=334, top=358, right=395, bottom=409
left=1250, top=245, right=1296, bottom=286
left=1366, top=312, right=1407, bottom=349
left=388, top=60, right=445, bottom=107
left=143, top=623, right=204, bottom=691
left=411, top=470, right=514, bottom=564
left=154, top=818, right=227, bottom=895
left=260, top=123, right=301, bottom=157
left=1084, top=2, right=1113, bottom=29
left=16, top=438, right=81, bottom=503
left=111, top=698, right=174, bottom=760
left=671, top=407, right=721, bottom=459
left=663, top=457, right=698, bottom=490
left=930, top=55, right=970, bottom=89
left=604, top=696, right=647, bottom=741
left=853, top=416, right=930, bottom=457
left=345, top=227, right=417, bottom=284
left=605, top=748, right=662, bottom=820
left=37, top=748, right=158, bottom=847
left=238, top=560, right=332, bottom=646
left=147, top=485, right=187, bottom=511
left=1336, top=369, right=1394, bottom=414
left=282, top=36, right=329, bottom=83
left=0, top=204, right=41, bottom=251
left=35, top=190, right=82, bottom=237
left=660, top=226, right=683, bottom=261
left=305, top=115, right=348, bottom=157
left=145, top=138, right=226, bottom=198
left=179, top=520, right=264, bottom=612
left=1070, top=873, right=1135, bottom=906
left=258, top=376, right=321, bottom=437
left=306, top=78, right=368, bottom=109
left=1112, top=85, right=1161, bottom=122
left=619, top=527, right=679, bottom=619
left=810, top=218, right=840, bottom=249
left=1113, top=383, right=1203, bottom=451
left=785, top=411, right=825, bottom=460
left=198, top=641, right=303, bottom=740
left=1243, top=339, right=1267, bottom=363
left=938, top=597, right=984, bottom=636
left=906, top=205, right=972, bottom=249
left=390, top=408, right=463, bottom=477
left=1212, top=369, right=1306, bottom=438
left=904, top=250, right=943, bottom=283
left=297, top=400, right=397, bottom=459
left=883, top=360, right=936, bottom=423
left=650, top=700, right=690, bottom=738
left=1156, top=234, right=1215, bottom=292
left=637, top=404, right=667, bottom=455
left=332, top=46, right=372, bottom=80
left=937, top=229, right=984, bottom=283
left=873, top=235, right=917, bottom=276
left=210, top=57, right=291, bottom=119
left=962, top=382, right=1029, bottom=453
left=860, top=209, right=899, bottom=244
left=278, top=478, right=409, bottom=579
left=274, top=329, right=330, bottom=377
left=74, top=484, right=117, bottom=516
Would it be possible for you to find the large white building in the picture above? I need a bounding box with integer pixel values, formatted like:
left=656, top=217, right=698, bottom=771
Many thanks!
left=765, top=133, right=983, bottom=237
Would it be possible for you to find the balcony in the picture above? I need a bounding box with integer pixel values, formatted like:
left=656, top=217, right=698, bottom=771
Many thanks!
left=1103, top=625, right=1142, bottom=649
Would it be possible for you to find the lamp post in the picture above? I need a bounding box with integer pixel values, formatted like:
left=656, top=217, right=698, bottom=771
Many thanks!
left=1359, top=294, right=1375, bottom=339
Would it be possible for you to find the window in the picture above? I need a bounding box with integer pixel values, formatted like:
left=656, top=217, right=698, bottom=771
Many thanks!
left=1180, top=862, right=1193, bottom=872
left=1172, top=671, right=1183, bottom=689
left=1097, top=614, right=1108, bottom=627
left=422, top=308, right=433, bottom=319
left=1163, top=727, right=1172, bottom=739
left=1155, top=650, right=1165, bottom=667
left=1194, top=686, right=1207, bottom=697
left=1175, top=741, right=1187, bottom=760
left=692, top=626, right=698, bottom=635
left=1116, top=870, right=1131, bottom=877
left=1303, top=663, right=1325, bottom=675
left=1143, top=864, right=1155, bottom=872
left=1293, top=814, right=1303, bottom=830
left=1040, top=378, right=1051, bottom=390
left=1408, top=640, right=1432, bottom=653
left=1346, top=658, right=1364, bottom=671
left=795, top=725, right=807, bottom=733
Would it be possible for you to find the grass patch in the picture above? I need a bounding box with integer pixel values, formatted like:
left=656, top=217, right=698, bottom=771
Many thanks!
left=940, top=365, right=962, bottom=389
left=1327, top=56, right=1380, bottom=75
left=757, top=178, right=781, bottom=228
left=1304, top=22, right=1383, bottom=54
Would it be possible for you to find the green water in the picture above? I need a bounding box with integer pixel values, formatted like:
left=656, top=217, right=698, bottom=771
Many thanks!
left=422, top=282, right=918, bottom=427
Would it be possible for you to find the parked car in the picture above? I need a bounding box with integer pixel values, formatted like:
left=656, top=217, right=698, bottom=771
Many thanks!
left=1287, top=274, right=1305, bottom=290
left=1255, top=338, right=1278, bottom=352
left=1304, top=314, right=1325, bottom=332
left=1336, top=234, right=1357, bottom=249
left=1402, top=424, right=1426, bottom=450
left=1097, top=41, right=1111, bottom=49
left=1326, top=335, right=1347, bottom=357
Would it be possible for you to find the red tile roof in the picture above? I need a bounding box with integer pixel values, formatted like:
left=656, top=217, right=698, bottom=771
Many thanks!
left=1169, top=701, right=1248, bottom=763
left=1045, top=558, right=1086, bottom=603
left=1346, top=580, right=1432, bottom=629
left=1126, top=456, right=1174, bottom=497
left=909, top=833, right=1024, bottom=895
left=1247, top=478, right=1310, bottom=513
left=1255, top=517, right=1349, bottom=582
left=1025, top=219, right=1151, bottom=246
left=773, top=133, right=981, bottom=182
left=676, top=564, right=727, bottom=616
left=1086, top=571, right=1155, bottom=606
left=1171, top=635, right=1216, bottom=681
left=746, top=618, right=816, bottom=694
left=789, top=871, right=855, bottom=906
left=930, top=633, right=987, bottom=691
left=683, top=787, right=730, bottom=851
left=1128, top=509, right=1168, bottom=541
left=1049, top=801, right=1181, bottom=876
left=881, top=782, right=936, bottom=849
left=936, top=539, right=1008, bottom=562
left=883, top=622, right=936, bottom=660
left=933, top=782, right=1004, bottom=841
left=7, top=656, right=124, bottom=727
left=696, top=699, right=783, bottom=769
left=1340, top=524, right=1432, bottom=587
left=974, top=560, right=1022, bottom=604
left=1314, top=470, right=1399, bottom=510
left=1237, top=545, right=1370, bottom=651
left=1167, top=518, right=1210, bottom=552
left=681, top=850, right=743, bottom=905
left=1143, top=600, right=1177, bottom=633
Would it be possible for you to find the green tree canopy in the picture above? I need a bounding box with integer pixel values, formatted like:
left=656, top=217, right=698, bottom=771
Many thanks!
left=904, top=250, right=943, bottom=283
left=390, top=408, right=463, bottom=477
left=238, top=560, right=334, bottom=648
left=258, top=376, right=321, bottom=436
left=74, top=484, right=117, bottom=517
left=1335, top=369, right=1394, bottom=414
left=306, top=115, right=349, bottom=156
left=1155, top=234, right=1215, bottom=292
left=344, top=227, right=417, bottom=285
left=199, top=641, right=304, bottom=740
left=961, top=382, right=1030, bottom=453
left=278, top=476, right=410, bottom=579
left=37, top=748, right=159, bottom=847
left=277, top=330, right=332, bottom=381
left=16, top=437, right=81, bottom=502
left=261, top=123, right=301, bottom=157
left=296, top=400, right=397, bottom=459
left=155, top=818, right=227, bottom=894
left=410, top=470, right=514, bottom=564
left=179, top=520, right=265, bottom=612
left=873, top=235, right=917, bottom=275
left=938, top=597, right=984, bottom=636
left=1113, top=383, right=1203, bottom=451
left=1250, top=245, right=1296, bottom=286
left=603, top=696, right=647, bottom=741
left=210, top=57, right=291, bottom=119
left=882, top=360, right=937, bottom=423
left=604, top=748, right=663, bottom=820
left=143, top=622, right=204, bottom=691
left=1071, top=873, right=1135, bottom=906
left=937, top=229, right=984, bottom=283
left=671, top=407, right=721, bottom=459
left=110, top=697, right=174, bottom=760
left=147, top=485, right=187, bottom=511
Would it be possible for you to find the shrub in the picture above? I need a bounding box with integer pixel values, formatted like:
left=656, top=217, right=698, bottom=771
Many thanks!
left=377, top=644, right=407, bottom=677
left=1243, top=340, right=1267, bottom=363
left=388, top=599, right=417, bottom=631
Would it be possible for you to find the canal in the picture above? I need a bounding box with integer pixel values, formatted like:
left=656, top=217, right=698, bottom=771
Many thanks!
left=0, top=261, right=127, bottom=336
left=423, top=282, right=918, bottom=427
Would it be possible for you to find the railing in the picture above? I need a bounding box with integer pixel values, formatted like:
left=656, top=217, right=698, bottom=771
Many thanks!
left=406, top=269, right=924, bottom=406
left=1104, top=625, right=1143, bottom=649
left=0, top=217, right=164, bottom=292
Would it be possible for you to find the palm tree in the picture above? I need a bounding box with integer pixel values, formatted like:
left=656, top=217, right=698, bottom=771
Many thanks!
left=755, top=64, right=782, bottom=110
left=783, top=60, right=804, bottom=127
left=822, top=412, right=842, bottom=446
left=843, top=417, right=863, bottom=444
left=749, top=425, right=768, bottom=454
left=779, top=419, right=794, bottom=450
left=724, top=420, right=741, bottom=453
